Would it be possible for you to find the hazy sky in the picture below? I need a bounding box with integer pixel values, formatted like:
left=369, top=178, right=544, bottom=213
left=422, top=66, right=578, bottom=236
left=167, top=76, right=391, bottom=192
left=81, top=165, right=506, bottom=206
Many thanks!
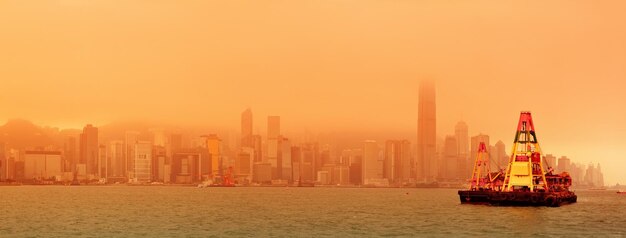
left=1, top=1, right=625, bottom=184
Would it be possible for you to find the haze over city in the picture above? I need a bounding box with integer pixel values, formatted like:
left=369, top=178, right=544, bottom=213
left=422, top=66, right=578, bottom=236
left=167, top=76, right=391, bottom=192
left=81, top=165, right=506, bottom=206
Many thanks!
left=1, top=0, right=625, bottom=185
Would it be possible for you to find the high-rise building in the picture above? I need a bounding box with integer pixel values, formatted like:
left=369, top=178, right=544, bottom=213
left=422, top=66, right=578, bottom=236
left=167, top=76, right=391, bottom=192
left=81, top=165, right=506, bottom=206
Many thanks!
left=267, top=116, right=281, bottom=179
left=131, top=141, right=152, bottom=183
left=98, top=145, right=107, bottom=179
left=557, top=156, right=571, bottom=173
left=280, top=137, right=292, bottom=181
left=241, top=108, right=253, bottom=148
left=291, top=146, right=302, bottom=182
left=0, top=143, right=6, bottom=181
left=152, top=146, right=167, bottom=182
left=235, top=147, right=254, bottom=182
left=492, top=140, right=507, bottom=171
left=454, top=121, right=469, bottom=181
left=108, top=141, right=125, bottom=178
left=150, top=129, right=167, bottom=147
left=363, top=140, right=384, bottom=186
left=79, top=124, right=99, bottom=178
left=384, top=140, right=411, bottom=184
left=170, top=151, right=201, bottom=184
left=455, top=121, right=469, bottom=157
left=267, top=116, right=280, bottom=139
left=439, top=136, right=458, bottom=181
left=63, top=136, right=78, bottom=173
left=252, top=135, right=262, bottom=162
left=348, top=149, right=363, bottom=185
left=125, top=131, right=140, bottom=178
left=205, top=134, right=222, bottom=177
left=417, top=80, right=437, bottom=181
left=23, top=150, right=62, bottom=181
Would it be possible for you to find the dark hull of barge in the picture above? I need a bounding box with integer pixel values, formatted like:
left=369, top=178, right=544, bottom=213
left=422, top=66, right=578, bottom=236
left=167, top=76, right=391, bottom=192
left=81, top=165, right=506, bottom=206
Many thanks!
left=458, top=190, right=577, bottom=207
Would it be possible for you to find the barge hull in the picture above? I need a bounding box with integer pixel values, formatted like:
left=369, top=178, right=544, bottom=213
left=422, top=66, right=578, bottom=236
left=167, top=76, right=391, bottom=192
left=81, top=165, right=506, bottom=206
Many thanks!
left=458, top=190, right=577, bottom=207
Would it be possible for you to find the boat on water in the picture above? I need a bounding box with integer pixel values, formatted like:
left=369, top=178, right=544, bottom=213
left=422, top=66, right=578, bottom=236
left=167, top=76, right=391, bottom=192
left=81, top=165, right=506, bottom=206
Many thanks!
left=617, top=190, right=626, bottom=194
left=458, top=112, right=577, bottom=207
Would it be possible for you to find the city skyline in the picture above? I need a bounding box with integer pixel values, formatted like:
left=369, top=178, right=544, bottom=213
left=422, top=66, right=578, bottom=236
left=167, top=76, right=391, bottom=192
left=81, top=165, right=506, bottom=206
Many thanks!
left=1, top=1, right=624, bottom=185
left=0, top=106, right=609, bottom=187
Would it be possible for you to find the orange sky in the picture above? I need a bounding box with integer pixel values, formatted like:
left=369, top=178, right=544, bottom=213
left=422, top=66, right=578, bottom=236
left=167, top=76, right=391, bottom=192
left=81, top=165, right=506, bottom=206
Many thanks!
left=1, top=1, right=625, bottom=184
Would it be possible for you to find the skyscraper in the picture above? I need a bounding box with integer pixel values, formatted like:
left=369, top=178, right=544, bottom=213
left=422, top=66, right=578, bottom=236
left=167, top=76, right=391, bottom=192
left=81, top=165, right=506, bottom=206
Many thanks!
left=268, top=116, right=280, bottom=139
left=79, top=124, right=99, bottom=178
left=205, top=134, right=222, bottom=176
left=363, top=140, right=384, bottom=186
left=125, top=131, right=140, bottom=178
left=557, top=156, right=571, bottom=173
left=417, top=80, right=436, bottom=181
left=384, top=140, right=411, bottom=184
left=440, top=136, right=458, bottom=181
left=454, top=121, right=469, bottom=180
left=492, top=140, right=507, bottom=171
left=131, top=141, right=152, bottom=183
left=241, top=108, right=253, bottom=148
left=108, top=140, right=125, bottom=178
left=455, top=121, right=469, bottom=158
left=267, top=116, right=280, bottom=179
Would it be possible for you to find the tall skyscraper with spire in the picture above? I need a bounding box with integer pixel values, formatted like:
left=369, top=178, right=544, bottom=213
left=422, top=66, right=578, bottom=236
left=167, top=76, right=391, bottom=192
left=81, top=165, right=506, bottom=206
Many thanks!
left=417, top=80, right=436, bottom=181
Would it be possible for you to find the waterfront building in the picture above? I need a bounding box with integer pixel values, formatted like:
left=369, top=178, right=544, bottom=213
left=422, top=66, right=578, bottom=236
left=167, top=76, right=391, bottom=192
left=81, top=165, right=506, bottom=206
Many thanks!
left=79, top=124, right=98, bottom=177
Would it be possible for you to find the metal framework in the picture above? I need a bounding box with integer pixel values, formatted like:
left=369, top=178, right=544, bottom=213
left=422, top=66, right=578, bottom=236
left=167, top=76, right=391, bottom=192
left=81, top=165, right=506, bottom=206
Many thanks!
left=502, top=112, right=549, bottom=192
left=469, top=142, right=491, bottom=190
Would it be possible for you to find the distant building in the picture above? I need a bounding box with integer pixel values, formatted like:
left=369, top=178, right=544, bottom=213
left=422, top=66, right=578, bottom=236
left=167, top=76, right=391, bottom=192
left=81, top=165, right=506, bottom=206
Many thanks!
left=454, top=121, right=469, bottom=181
left=317, top=171, right=331, bottom=185
left=384, top=140, right=411, bottom=184
left=79, top=124, right=99, bottom=178
left=235, top=148, right=254, bottom=182
left=557, top=156, right=571, bottom=173
left=152, top=146, right=167, bottom=182
left=280, top=137, right=292, bottom=181
left=108, top=141, right=125, bottom=178
left=492, top=140, right=507, bottom=172
left=253, top=162, right=272, bottom=184
left=439, top=136, right=457, bottom=181
left=23, top=151, right=62, bottom=181
left=98, top=145, right=107, bottom=178
left=125, top=131, right=140, bottom=178
left=417, top=80, right=437, bottom=181
left=205, top=134, right=222, bottom=177
left=170, top=151, right=201, bottom=184
left=301, top=143, right=318, bottom=182
left=150, top=129, right=167, bottom=147
left=63, top=136, right=78, bottom=173
left=131, top=141, right=152, bottom=183
left=0, top=142, right=6, bottom=181
left=267, top=116, right=280, bottom=179
left=363, top=140, right=383, bottom=185
left=241, top=108, right=254, bottom=148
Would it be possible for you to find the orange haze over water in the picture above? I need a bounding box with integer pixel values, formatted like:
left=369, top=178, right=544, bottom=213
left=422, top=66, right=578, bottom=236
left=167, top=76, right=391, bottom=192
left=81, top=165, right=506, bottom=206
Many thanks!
left=1, top=1, right=625, bottom=184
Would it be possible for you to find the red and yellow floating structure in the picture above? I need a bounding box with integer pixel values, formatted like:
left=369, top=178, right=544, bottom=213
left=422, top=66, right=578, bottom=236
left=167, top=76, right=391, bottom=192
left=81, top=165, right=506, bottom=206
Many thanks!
left=458, top=112, right=577, bottom=207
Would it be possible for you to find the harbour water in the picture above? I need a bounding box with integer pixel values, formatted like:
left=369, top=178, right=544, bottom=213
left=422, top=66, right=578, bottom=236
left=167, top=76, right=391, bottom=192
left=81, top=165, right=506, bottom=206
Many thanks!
left=0, top=187, right=624, bottom=237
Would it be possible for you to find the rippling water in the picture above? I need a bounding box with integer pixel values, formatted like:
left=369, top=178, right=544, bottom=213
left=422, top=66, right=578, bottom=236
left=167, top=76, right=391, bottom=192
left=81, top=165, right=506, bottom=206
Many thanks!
left=0, top=186, right=624, bottom=237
